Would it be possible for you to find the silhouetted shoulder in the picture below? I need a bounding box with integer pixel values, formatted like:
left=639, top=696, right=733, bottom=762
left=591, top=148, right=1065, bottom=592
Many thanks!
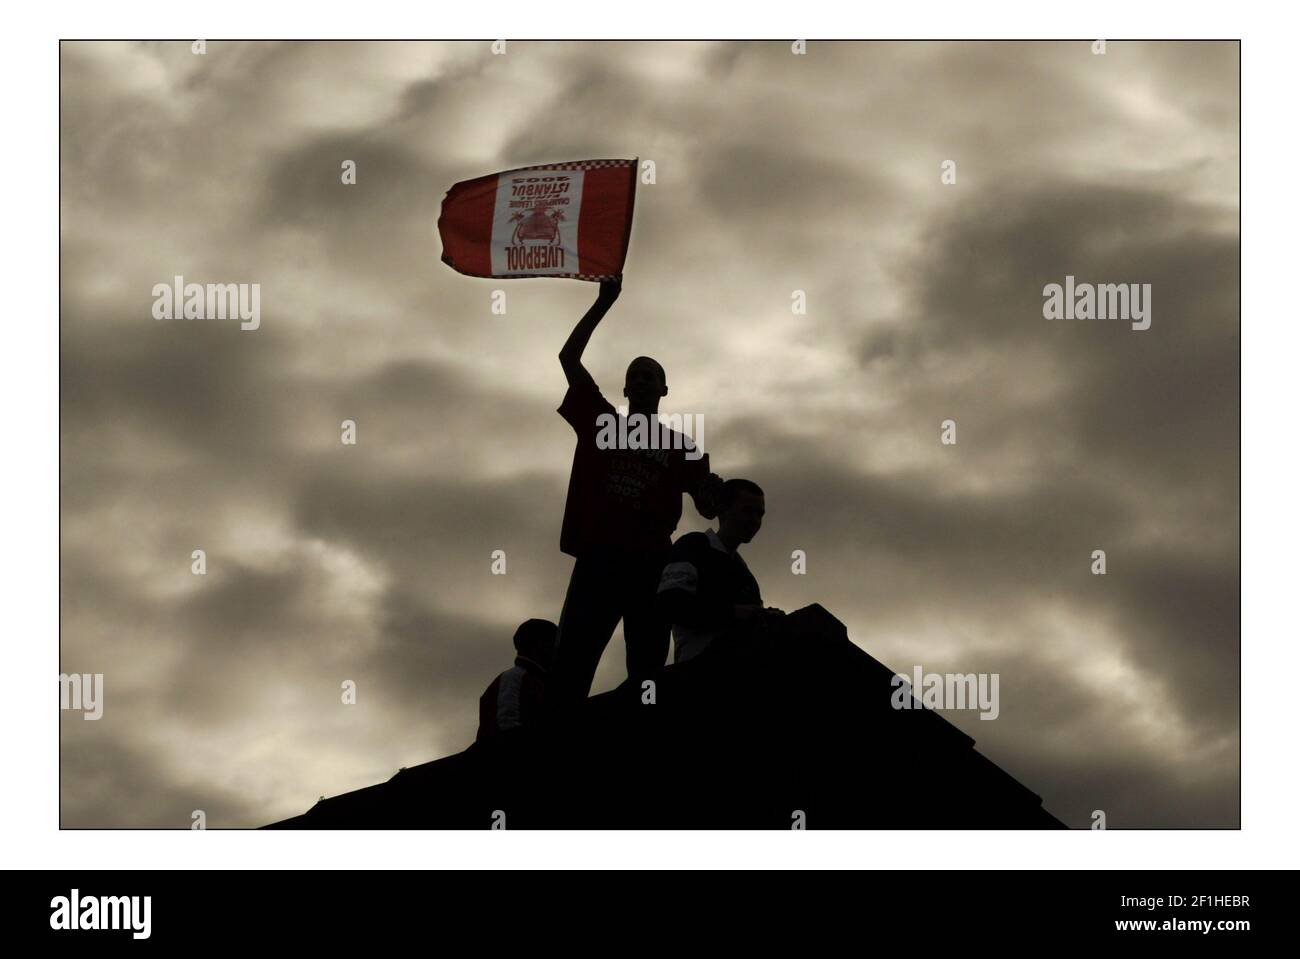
left=557, top=366, right=615, bottom=432
left=669, top=531, right=711, bottom=554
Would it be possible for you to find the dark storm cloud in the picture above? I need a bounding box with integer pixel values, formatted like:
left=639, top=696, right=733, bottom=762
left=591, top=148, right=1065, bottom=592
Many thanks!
left=258, top=134, right=441, bottom=282
left=736, top=443, right=1236, bottom=706
left=294, top=466, right=562, bottom=562
left=61, top=731, right=264, bottom=828
left=885, top=179, right=1240, bottom=731
left=496, top=47, right=702, bottom=162
left=60, top=40, right=1238, bottom=827
left=366, top=589, right=516, bottom=722
left=61, top=311, right=294, bottom=459
left=693, top=141, right=897, bottom=234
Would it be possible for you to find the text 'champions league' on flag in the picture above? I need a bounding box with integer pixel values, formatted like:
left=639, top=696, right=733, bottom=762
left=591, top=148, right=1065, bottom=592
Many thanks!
left=437, top=158, right=638, bottom=281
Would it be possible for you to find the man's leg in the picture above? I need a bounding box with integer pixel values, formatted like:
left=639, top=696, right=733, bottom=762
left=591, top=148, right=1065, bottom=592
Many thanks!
left=622, top=551, right=671, bottom=686
left=550, top=552, right=624, bottom=707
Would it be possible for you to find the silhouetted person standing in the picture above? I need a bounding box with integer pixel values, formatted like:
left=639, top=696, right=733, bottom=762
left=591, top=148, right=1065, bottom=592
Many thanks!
left=657, top=479, right=785, bottom=663
left=476, top=619, right=556, bottom=741
left=551, top=277, right=722, bottom=705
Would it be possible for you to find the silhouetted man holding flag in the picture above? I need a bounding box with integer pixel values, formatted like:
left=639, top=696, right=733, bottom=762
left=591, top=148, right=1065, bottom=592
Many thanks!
left=550, top=278, right=722, bottom=705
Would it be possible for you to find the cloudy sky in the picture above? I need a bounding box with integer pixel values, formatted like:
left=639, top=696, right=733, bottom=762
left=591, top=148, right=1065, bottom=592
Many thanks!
left=60, top=40, right=1238, bottom=828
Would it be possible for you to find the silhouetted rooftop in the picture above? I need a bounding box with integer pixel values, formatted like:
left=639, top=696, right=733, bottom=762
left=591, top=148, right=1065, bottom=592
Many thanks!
left=268, top=605, right=1064, bottom=829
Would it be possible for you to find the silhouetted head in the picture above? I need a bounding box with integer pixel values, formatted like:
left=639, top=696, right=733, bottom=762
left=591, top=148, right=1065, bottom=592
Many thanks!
left=623, top=356, right=667, bottom=412
left=717, top=479, right=765, bottom=550
left=513, top=618, right=557, bottom=669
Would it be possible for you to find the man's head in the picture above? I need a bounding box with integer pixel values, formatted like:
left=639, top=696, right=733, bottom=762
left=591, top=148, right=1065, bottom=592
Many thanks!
left=717, top=479, right=765, bottom=548
left=623, top=356, right=667, bottom=411
left=513, top=618, right=557, bottom=669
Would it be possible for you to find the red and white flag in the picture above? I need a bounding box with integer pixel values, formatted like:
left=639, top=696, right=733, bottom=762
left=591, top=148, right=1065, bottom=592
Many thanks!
left=438, top=158, right=637, bottom=281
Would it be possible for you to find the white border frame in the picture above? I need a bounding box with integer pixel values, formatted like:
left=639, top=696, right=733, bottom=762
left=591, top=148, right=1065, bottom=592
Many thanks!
left=11, top=1, right=1291, bottom=869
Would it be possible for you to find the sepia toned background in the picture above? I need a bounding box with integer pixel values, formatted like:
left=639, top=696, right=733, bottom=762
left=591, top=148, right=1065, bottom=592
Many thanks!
left=59, top=40, right=1239, bottom=827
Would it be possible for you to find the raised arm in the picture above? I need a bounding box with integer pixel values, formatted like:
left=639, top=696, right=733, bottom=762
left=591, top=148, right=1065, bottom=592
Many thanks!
left=559, top=277, right=621, bottom=385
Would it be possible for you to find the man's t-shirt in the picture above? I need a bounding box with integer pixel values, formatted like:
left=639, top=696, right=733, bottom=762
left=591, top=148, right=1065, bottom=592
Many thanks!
left=656, top=528, right=762, bottom=663
left=558, top=368, right=710, bottom=557
left=476, top=660, right=545, bottom=741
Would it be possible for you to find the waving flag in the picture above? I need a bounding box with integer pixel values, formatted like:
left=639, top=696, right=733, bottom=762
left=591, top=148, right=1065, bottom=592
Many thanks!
left=438, top=158, right=637, bottom=281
